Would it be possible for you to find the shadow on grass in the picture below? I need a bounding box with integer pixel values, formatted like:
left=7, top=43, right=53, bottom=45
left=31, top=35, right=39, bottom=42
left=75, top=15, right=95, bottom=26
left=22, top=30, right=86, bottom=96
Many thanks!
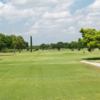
left=83, top=57, right=100, bottom=60
left=0, top=54, right=13, bottom=56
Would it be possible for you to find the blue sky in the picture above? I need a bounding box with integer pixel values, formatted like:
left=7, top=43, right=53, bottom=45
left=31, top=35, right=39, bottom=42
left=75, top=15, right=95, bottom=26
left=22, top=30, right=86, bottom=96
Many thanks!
left=0, top=0, right=99, bottom=44
left=70, top=0, right=95, bottom=13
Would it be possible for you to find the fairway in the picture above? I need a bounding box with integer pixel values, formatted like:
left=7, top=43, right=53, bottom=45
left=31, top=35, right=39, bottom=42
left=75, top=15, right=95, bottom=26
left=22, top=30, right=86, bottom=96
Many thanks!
left=0, top=50, right=100, bottom=100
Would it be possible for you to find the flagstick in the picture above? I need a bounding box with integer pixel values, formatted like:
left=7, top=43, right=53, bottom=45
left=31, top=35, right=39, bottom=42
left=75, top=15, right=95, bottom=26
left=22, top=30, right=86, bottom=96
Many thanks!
left=30, top=35, right=32, bottom=52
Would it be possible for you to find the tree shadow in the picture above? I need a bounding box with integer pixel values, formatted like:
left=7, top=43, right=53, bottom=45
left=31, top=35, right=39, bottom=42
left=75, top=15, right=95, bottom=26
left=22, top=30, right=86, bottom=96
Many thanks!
left=83, top=57, right=100, bottom=61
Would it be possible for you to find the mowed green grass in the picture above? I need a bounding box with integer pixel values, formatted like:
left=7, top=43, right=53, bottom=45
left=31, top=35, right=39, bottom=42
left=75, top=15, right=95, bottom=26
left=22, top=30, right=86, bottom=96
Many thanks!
left=0, top=50, right=100, bottom=100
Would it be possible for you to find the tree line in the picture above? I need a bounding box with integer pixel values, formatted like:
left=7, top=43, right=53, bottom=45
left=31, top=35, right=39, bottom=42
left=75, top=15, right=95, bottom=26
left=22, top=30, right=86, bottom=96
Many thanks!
left=0, top=28, right=100, bottom=52
left=33, top=28, right=100, bottom=51
left=33, top=40, right=85, bottom=51
left=0, top=33, right=28, bottom=52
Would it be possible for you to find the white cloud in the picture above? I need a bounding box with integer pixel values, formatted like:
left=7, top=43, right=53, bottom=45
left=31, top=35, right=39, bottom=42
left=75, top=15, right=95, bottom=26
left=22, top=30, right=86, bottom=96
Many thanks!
left=90, top=0, right=100, bottom=8
left=0, top=2, right=34, bottom=20
left=43, top=11, right=70, bottom=19
left=73, top=0, right=100, bottom=29
left=10, top=0, right=28, bottom=5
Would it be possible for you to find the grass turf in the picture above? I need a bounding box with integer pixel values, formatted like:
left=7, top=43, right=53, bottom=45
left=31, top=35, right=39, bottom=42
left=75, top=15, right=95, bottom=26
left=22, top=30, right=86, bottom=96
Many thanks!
left=0, top=50, right=100, bottom=100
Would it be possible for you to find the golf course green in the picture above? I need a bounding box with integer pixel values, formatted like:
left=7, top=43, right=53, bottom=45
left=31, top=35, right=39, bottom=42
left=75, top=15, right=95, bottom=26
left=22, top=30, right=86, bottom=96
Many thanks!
left=0, top=50, right=100, bottom=100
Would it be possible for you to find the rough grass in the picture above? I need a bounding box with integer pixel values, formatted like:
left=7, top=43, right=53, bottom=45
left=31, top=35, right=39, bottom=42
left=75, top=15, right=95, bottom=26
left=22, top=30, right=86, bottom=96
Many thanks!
left=0, top=50, right=100, bottom=100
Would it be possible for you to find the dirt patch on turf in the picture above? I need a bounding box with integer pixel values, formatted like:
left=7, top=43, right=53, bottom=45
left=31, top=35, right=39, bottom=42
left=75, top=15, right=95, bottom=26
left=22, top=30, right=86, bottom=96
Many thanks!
left=81, top=60, right=100, bottom=68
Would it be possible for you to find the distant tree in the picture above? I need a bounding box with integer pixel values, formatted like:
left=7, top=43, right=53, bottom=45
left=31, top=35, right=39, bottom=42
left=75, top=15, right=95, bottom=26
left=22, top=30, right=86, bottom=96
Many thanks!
left=40, top=44, right=49, bottom=50
left=95, top=30, right=100, bottom=49
left=63, top=42, right=69, bottom=49
left=69, top=41, right=77, bottom=50
left=24, top=42, right=29, bottom=51
left=50, top=43, right=56, bottom=49
left=0, top=33, right=28, bottom=52
left=56, top=42, right=64, bottom=51
left=10, top=35, right=17, bottom=52
left=16, top=36, right=26, bottom=52
left=77, top=39, right=85, bottom=50
left=5, top=36, right=12, bottom=49
left=0, top=33, right=6, bottom=51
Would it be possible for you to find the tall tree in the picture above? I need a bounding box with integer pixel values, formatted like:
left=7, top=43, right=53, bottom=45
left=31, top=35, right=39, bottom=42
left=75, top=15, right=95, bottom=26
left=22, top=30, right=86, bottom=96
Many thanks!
left=80, top=28, right=100, bottom=51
